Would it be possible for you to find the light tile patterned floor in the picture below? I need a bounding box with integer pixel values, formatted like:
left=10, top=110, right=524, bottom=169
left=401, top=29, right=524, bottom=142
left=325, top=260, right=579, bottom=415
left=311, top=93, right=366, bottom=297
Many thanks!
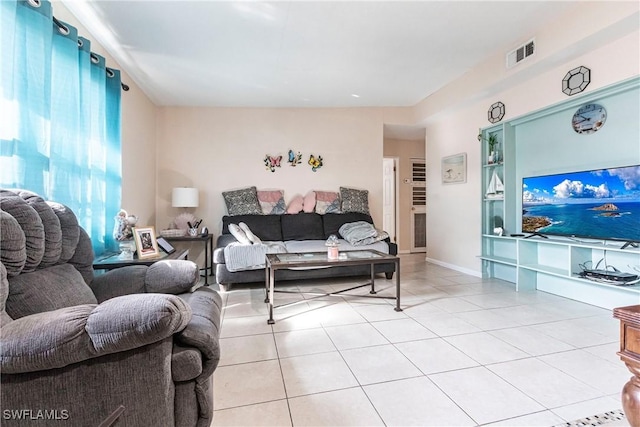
left=211, top=254, right=629, bottom=426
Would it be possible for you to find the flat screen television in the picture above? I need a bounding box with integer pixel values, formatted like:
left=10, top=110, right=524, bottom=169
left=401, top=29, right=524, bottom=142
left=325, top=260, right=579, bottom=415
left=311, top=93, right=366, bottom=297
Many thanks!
left=522, top=165, right=640, bottom=243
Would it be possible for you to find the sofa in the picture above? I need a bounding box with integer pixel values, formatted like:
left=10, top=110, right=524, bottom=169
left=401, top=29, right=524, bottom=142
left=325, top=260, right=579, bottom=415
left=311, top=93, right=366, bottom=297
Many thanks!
left=214, top=212, right=397, bottom=286
left=0, top=189, right=222, bottom=427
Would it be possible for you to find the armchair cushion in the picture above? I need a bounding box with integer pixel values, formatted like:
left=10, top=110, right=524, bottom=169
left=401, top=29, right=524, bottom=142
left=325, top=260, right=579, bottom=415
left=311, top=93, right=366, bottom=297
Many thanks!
left=46, top=201, right=80, bottom=264
left=6, top=263, right=97, bottom=319
left=18, top=190, right=63, bottom=268
left=1, top=293, right=191, bottom=374
left=0, top=211, right=26, bottom=277
left=0, top=190, right=44, bottom=273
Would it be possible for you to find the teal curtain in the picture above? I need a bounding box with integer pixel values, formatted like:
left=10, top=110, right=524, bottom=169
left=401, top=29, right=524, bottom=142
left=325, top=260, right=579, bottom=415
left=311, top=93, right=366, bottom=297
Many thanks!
left=0, top=0, right=122, bottom=255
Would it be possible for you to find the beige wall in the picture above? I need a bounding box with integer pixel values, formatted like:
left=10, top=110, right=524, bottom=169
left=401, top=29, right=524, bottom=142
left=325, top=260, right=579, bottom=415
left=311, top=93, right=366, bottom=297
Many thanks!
left=414, top=2, right=639, bottom=275
left=155, top=107, right=414, bottom=239
left=383, top=139, right=425, bottom=253
left=58, top=1, right=638, bottom=275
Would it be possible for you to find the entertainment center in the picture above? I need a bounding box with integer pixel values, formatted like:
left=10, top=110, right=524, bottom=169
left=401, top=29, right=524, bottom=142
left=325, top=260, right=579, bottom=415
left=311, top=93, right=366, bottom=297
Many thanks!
left=479, top=76, right=640, bottom=309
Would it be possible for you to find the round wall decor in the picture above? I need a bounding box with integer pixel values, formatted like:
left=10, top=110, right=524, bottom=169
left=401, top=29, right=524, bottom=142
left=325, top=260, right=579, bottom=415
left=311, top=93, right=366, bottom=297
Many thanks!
left=571, top=103, right=606, bottom=134
left=562, top=66, right=591, bottom=96
left=488, top=102, right=505, bottom=123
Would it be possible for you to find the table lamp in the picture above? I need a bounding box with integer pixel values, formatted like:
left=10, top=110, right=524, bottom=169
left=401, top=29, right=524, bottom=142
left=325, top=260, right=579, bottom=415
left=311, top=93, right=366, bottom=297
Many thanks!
left=172, top=187, right=199, bottom=209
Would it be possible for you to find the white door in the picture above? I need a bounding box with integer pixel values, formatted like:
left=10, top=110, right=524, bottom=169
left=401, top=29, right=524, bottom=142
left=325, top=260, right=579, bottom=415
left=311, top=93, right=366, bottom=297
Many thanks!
left=382, top=158, right=397, bottom=243
left=410, top=159, right=427, bottom=253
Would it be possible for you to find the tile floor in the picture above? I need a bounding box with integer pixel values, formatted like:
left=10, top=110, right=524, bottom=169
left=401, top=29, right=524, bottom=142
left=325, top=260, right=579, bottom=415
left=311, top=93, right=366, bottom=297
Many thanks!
left=210, top=254, right=631, bottom=426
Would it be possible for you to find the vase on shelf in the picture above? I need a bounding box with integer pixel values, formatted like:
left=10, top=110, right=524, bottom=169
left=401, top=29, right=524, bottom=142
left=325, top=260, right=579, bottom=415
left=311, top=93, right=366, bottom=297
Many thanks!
left=488, top=152, right=495, bottom=164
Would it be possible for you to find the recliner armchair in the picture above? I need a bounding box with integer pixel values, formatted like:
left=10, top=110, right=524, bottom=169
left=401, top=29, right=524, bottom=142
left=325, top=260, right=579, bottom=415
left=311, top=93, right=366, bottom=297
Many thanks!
left=0, top=189, right=222, bottom=426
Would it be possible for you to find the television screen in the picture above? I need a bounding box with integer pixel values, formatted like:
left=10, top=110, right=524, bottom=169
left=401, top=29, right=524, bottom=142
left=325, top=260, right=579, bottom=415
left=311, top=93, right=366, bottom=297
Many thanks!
left=522, top=165, right=640, bottom=242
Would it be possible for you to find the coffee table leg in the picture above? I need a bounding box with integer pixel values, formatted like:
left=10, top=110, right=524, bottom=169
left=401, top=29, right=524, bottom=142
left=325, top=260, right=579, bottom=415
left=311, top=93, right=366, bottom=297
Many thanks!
left=264, top=266, right=269, bottom=303
left=369, top=263, right=376, bottom=294
left=268, top=266, right=275, bottom=324
left=394, top=259, right=402, bottom=312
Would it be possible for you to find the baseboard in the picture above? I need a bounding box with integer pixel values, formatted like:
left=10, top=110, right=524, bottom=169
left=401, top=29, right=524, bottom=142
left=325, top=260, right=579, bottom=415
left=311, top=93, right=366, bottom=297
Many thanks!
left=398, top=250, right=411, bottom=254
left=424, top=257, right=482, bottom=278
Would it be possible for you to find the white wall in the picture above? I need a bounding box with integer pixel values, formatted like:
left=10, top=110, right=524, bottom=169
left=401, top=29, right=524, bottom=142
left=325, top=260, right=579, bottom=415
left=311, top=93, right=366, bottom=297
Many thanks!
left=415, top=2, right=639, bottom=274
left=155, top=107, right=413, bottom=237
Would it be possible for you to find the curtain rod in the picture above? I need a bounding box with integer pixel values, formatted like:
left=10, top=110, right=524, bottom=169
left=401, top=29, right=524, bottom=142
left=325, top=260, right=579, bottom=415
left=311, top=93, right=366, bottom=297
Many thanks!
left=52, top=16, right=129, bottom=92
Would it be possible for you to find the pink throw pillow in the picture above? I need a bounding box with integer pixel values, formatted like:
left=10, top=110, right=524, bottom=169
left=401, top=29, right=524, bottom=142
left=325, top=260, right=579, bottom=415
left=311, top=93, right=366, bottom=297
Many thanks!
left=315, top=191, right=341, bottom=214
left=287, top=195, right=304, bottom=214
left=303, top=191, right=316, bottom=213
left=257, top=190, right=286, bottom=215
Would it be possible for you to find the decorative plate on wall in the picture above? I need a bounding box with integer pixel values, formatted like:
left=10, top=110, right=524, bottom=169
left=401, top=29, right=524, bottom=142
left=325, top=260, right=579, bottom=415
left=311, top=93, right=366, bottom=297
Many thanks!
left=488, top=102, right=505, bottom=123
left=562, top=66, right=591, bottom=96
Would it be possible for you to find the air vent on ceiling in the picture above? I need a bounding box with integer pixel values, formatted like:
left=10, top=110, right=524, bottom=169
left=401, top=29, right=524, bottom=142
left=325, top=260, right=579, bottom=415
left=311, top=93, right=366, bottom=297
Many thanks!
left=506, top=38, right=535, bottom=69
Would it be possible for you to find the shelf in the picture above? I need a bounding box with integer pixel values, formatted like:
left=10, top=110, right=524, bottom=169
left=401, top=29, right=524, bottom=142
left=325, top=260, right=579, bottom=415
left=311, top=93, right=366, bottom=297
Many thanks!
left=479, top=255, right=517, bottom=266
left=478, top=78, right=640, bottom=310
left=519, top=263, right=568, bottom=276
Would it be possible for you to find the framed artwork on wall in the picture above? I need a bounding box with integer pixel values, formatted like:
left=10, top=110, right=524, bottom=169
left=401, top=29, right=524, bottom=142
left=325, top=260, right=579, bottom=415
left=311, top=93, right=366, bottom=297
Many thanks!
left=133, top=226, right=160, bottom=259
left=442, top=153, right=467, bottom=184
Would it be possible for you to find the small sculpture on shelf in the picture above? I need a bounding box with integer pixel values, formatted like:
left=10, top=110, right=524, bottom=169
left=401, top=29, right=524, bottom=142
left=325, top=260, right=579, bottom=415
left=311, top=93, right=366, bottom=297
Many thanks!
left=113, top=209, right=138, bottom=241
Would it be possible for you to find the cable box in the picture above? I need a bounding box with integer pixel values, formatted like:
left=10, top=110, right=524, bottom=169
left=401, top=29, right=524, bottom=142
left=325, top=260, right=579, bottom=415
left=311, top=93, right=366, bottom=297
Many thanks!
left=580, top=269, right=638, bottom=283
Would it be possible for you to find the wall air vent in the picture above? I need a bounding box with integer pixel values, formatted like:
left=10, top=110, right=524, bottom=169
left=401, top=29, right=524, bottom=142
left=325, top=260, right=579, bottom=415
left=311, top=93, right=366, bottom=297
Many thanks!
left=506, top=38, right=535, bottom=69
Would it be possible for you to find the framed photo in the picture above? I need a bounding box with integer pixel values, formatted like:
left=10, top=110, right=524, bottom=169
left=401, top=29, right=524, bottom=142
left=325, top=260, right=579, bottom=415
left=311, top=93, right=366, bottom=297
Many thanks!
left=442, top=152, right=467, bottom=184
left=156, top=236, right=176, bottom=254
left=133, top=226, right=160, bottom=259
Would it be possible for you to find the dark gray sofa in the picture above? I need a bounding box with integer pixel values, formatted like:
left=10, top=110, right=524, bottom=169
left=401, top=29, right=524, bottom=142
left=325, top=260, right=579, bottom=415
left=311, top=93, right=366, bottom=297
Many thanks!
left=214, top=212, right=397, bottom=286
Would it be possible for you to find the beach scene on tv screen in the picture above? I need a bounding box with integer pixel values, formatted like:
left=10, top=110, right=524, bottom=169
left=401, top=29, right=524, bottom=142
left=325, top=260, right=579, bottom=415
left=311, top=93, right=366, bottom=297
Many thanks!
left=522, top=165, right=640, bottom=241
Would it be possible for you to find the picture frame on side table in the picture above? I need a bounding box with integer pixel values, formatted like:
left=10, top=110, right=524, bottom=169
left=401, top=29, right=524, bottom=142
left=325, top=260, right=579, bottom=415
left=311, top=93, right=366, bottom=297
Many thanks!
left=133, top=226, right=160, bottom=259
left=442, top=152, right=467, bottom=184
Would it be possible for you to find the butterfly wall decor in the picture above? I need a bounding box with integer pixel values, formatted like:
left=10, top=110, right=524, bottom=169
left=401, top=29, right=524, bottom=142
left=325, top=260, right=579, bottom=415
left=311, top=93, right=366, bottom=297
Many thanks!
left=264, top=154, right=282, bottom=172
left=308, top=154, right=323, bottom=172
left=287, top=149, right=302, bottom=166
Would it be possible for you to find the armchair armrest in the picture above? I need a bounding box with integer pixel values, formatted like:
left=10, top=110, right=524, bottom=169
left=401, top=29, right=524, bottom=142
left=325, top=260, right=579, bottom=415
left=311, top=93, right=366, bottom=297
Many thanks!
left=90, top=265, right=147, bottom=302
left=144, top=260, right=199, bottom=294
left=175, top=287, right=223, bottom=378
left=1, top=294, right=191, bottom=374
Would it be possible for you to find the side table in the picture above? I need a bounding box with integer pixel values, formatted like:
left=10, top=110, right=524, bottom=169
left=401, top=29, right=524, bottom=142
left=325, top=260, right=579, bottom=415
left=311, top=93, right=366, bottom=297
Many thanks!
left=613, top=304, right=640, bottom=427
left=93, top=249, right=189, bottom=270
left=164, top=234, right=214, bottom=285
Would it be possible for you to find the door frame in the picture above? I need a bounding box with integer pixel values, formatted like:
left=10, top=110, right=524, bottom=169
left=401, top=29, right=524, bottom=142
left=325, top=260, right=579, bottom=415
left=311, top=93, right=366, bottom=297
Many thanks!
left=382, top=157, right=400, bottom=246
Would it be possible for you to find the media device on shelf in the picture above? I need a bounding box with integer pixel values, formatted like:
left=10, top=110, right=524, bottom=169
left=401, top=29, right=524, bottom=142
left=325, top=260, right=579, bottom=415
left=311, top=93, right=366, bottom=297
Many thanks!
left=521, top=164, right=640, bottom=247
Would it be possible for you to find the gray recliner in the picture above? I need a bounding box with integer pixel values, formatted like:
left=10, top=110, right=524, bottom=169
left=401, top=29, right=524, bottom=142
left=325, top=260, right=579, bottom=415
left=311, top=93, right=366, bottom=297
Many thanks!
left=0, top=189, right=222, bottom=427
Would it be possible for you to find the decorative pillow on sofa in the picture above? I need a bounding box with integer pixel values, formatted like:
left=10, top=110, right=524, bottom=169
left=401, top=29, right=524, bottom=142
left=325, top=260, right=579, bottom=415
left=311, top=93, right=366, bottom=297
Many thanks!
left=303, top=191, right=316, bottom=213
left=315, top=191, right=341, bottom=215
left=222, top=187, right=262, bottom=216
left=287, top=195, right=304, bottom=214
left=257, top=190, right=286, bottom=215
left=340, top=187, right=369, bottom=215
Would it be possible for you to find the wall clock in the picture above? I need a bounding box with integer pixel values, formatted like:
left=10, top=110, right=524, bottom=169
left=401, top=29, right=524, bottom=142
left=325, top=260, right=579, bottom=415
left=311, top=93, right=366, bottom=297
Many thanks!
left=488, top=102, right=505, bottom=123
left=572, top=103, right=606, bottom=134
left=562, top=66, right=591, bottom=96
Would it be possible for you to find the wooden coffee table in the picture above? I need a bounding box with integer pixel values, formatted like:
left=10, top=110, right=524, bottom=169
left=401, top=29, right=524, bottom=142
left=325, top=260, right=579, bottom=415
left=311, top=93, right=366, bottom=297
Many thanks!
left=264, top=250, right=401, bottom=324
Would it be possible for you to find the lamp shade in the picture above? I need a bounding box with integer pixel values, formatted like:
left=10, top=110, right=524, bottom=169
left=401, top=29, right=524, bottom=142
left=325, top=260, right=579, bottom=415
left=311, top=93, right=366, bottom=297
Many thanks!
left=172, top=187, right=199, bottom=207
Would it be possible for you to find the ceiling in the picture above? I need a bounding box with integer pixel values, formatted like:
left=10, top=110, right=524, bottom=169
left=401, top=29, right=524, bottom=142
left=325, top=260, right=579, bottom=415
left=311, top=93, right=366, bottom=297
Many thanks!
left=63, top=1, right=580, bottom=108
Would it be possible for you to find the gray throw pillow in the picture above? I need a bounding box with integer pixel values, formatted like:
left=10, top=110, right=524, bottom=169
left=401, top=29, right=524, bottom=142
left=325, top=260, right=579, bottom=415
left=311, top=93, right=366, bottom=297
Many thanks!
left=222, top=187, right=262, bottom=216
left=340, top=187, right=370, bottom=215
